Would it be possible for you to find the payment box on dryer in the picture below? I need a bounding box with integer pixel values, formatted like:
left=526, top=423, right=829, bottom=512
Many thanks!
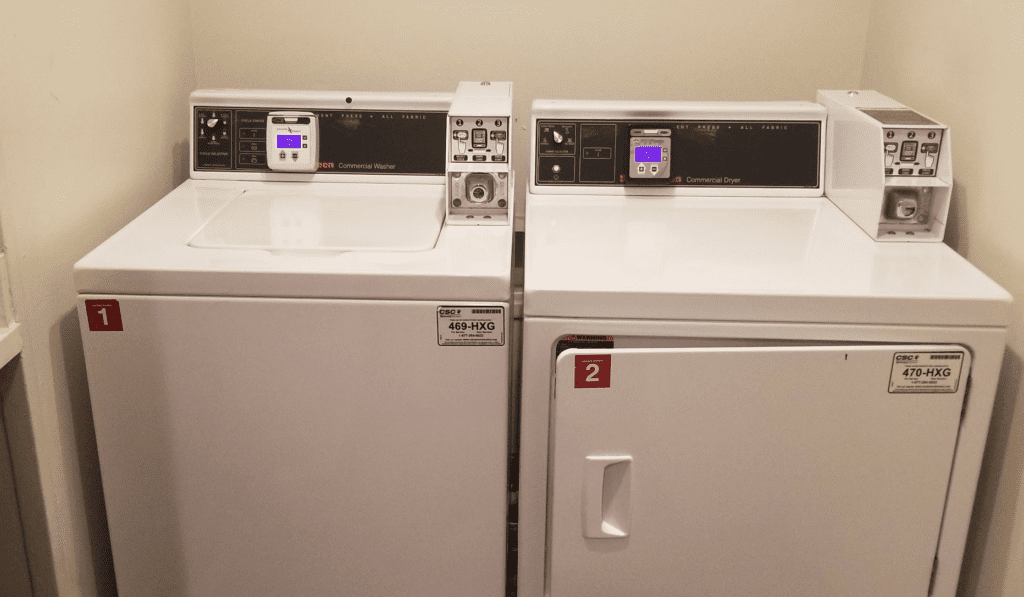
left=819, top=90, right=952, bottom=242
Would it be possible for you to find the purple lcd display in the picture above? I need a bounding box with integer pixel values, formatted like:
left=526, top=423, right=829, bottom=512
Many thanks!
left=277, top=134, right=302, bottom=149
left=634, top=146, right=661, bottom=162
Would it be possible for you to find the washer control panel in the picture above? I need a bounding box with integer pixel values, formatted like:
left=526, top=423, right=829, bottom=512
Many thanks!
left=451, top=117, right=509, bottom=163
left=193, top=107, right=447, bottom=174
left=629, top=129, right=671, bottom=179
left=267, top=112, right=318, bottom=172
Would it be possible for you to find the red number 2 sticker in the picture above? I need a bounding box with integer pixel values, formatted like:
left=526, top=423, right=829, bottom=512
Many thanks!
left=84, top=300, right=124, bottom=332
left=575, top=354, right=611, bottom=388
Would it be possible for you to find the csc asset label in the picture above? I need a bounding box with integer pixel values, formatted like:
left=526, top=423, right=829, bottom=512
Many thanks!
left=889, top=351, right=965, bottom=393
left=437, top=306, right=505, bottom=346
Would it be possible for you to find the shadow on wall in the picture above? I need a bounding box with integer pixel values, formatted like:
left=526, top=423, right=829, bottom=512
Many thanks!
left=174, top=139, right=189, bottom=190
left=1, top=357, right=57, bottom=596
left=53, top=309, right=117, bottom=597
left=944, top=180, right=970, bottom=256
left=1, top=358, right=34, bottom=597
left=959, top=348, right=1023, bottom=597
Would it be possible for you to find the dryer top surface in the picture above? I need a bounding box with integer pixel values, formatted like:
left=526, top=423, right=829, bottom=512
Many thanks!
left=523, top=194, right=1010, bottom=327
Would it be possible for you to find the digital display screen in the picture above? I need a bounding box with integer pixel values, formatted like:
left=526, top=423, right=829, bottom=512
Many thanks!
left=277, top=134, right=302, bottom=149
left=634, top=146, right=661, bottom=162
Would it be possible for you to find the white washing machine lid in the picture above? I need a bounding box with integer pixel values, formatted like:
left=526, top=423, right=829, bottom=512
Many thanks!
left=524, top=194, right=1010, bottom=327
left=75, top=179, right=512, bottom=301
left=188, top=187, right=444, bottom=253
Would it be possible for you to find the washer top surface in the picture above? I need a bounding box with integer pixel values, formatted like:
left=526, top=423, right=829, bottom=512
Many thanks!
left=75, top=179, right=512, bottom=301
left=524, top=194, right=1010, bottom=326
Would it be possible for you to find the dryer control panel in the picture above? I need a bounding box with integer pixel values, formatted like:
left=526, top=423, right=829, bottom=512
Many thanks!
left=535, top=118, right=821, bottom=188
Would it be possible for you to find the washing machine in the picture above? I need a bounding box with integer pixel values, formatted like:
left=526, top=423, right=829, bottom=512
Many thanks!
left=76, top=83, right=514, bottom=597
left=517, top=99, right=1011, bottom=597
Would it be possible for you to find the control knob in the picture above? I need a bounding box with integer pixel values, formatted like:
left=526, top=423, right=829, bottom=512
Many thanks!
left=552, top=130, right=564, bottom=145
left=199, top=111, right=229, bottom=143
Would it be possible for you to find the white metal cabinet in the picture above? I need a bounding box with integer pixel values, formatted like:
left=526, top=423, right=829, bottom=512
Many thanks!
left=548, top=345, right=969, bottom=597
left=79, top=296, right=509, bottom=597
left=518, top=98, right=1011, bottom=597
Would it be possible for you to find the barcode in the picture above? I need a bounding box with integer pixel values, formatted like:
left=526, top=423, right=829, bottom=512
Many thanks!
left=472, top=309, right=502, bottom=314
left=931, top=354, right=962, bottom=360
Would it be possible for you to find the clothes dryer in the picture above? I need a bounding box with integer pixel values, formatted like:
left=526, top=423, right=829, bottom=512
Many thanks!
left=517, top=99, right=1010, bottom=597
left=76, top=84, right=514, bottom=597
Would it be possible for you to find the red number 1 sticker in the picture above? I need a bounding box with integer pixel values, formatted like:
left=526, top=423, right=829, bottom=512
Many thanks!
left=84, top=300, right=124, bottom=332
left=575, top=354, right=611, bottom=388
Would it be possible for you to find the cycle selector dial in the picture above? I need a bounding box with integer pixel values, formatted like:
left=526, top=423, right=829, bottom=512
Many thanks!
left=198, top=111, right=230, bottom=143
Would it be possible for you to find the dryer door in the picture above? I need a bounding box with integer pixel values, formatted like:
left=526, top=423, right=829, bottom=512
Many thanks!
left=549, top=345, right=970, bottom=597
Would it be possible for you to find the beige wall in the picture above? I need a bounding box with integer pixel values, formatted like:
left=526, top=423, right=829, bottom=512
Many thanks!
left=192, top=0, right=873, bottom=98
left=0, top=1, right=196, bottom=595
left=861, top=3, right=1024, bottom=596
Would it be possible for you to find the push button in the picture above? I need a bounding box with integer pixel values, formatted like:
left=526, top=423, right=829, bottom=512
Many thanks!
left=472, top=129, right=487, bottom=149
left=900, top=140, right=918, bottom=162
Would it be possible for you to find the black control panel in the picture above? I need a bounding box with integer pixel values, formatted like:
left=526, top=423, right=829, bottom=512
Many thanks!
left=536, top=120, right=821, bottom=188
left=195, top=107, right=447, bottom=174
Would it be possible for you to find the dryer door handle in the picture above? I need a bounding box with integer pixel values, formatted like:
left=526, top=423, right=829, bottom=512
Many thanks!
left=583, top=455, right=632, bottom=539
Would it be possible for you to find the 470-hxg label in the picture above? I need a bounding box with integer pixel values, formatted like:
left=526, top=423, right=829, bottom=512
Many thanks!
left=901, top=366, right=953, bottom=378
left=889, top=351, right=965, bottom=393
